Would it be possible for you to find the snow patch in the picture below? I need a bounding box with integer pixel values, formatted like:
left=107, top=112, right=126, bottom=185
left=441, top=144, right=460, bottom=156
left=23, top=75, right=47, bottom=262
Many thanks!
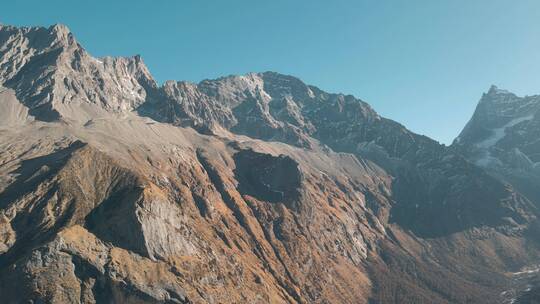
left=474, top=115, right=533, bottom=167
left=512, top=267, right=540, bottom=276
left=91, top=57, right=103, bottom=64
left=476, top=115, right=533, bottom=149
left=475, top=154, right=502, bottom=167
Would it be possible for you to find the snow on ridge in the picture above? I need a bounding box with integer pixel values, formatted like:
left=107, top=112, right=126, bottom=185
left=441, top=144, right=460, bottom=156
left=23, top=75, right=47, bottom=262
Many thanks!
left=474, top=114, right=534, bottom=167
left=476, top=115, right=534, bottom=149
left=475, top=153, right=502, bottom=167
left=91, top=57, right=103, bottom=64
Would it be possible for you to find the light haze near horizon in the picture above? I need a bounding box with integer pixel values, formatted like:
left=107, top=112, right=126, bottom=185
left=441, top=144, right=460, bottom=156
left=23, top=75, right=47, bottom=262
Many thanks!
left=2, top=0, right=540, bottom=144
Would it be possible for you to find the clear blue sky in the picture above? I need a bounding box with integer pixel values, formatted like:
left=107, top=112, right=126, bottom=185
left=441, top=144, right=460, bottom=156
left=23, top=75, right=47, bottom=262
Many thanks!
left=2, top=0, right=540, bottom=144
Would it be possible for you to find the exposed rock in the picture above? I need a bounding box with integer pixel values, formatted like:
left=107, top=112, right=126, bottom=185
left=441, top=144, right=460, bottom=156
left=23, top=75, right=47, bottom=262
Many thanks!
left=233, top=149, right=302, bottom=206
left=0, top=24, right=156, bottom=122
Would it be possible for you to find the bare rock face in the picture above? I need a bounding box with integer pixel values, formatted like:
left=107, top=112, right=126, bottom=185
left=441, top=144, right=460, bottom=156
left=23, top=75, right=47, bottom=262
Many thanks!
left=1, top=225, right=190, bottom=304
left=1, top=24, right=540, bottom=304
left=233, top=149, right=302, bottom=205
left=0, top=24, right=155, bottom=122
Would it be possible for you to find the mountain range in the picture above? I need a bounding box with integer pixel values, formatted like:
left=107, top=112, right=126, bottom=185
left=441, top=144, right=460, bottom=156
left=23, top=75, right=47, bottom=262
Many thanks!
left=1, top=24, right=540, bottom=304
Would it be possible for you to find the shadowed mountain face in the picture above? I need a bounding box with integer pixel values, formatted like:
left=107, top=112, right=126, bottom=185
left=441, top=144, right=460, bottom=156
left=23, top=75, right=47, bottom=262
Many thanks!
left=233, top=149, right=302, bottom=206
left=1, top=24, right=540, bottom=304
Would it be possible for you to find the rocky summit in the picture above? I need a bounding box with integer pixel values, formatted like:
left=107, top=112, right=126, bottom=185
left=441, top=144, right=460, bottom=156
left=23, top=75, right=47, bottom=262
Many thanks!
left=1, top=24, right=540, bottom=304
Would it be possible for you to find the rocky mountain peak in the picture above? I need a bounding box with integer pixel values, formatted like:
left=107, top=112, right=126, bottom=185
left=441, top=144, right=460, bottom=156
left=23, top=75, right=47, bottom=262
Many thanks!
left=463, top=87, right=539, bottom=132
left=258, top=71, right=316, bottom=100
left=455, top=86, right=540, bottom=205
left=455, top=86, right=540, bottom=147
left=0, top=24, right=156, bottom=122
left=0, top=23, right=74, bottom=48
left=485, top=84, right=513, bottom=98
left=48, top=23, right=74, bottom=45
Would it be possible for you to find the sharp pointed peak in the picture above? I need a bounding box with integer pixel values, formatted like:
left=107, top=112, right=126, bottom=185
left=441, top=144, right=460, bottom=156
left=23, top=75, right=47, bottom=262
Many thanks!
left=49, top=23, right=71, bottom=34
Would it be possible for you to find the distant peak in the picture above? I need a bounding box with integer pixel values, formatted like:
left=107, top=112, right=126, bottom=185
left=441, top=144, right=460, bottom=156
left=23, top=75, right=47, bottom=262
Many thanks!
left=478, top=85, right=516, bottom=105
left=48, top=23, right=75, bottom=45
left=487, top=85, right=511, bottom=96
left=133, top=54, right=143, bottom=62
left=50, top=23, right=70, bottom=34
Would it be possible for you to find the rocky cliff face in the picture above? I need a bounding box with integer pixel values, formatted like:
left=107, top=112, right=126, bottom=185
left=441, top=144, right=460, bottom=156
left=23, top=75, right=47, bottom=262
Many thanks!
left=455, top=86, right=540, bottom=204
left=1, top=24, right=540, bottom=304
left=0, top=24, right=155, bottom=122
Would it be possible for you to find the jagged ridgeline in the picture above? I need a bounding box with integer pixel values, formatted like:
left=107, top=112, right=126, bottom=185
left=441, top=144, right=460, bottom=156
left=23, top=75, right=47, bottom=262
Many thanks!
left=1, top=24, right=540, bottom=304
